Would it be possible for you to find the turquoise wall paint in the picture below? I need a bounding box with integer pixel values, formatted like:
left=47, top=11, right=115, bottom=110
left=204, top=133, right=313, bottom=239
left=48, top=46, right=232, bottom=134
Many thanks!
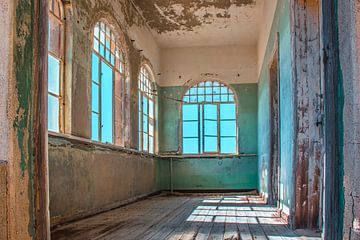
left=159, top=84, right=258, bottom=190
left=257, top=0, right=294, bottom=215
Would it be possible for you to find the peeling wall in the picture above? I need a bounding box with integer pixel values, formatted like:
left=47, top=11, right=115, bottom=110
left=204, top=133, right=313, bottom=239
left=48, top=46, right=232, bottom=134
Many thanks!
left=257, top=0, right=294, bottom=216
left=338, top=0, right=360, bottom=238
left=159, top=45, right=257, bottom=86
left=49, top=135, right=165, bottom=225
left=159, top=84, right=258, bottom=190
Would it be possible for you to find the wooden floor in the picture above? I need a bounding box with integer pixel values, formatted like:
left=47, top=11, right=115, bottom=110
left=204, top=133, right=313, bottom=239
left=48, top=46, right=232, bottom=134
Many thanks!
left=51, top=194, right=322, bottom=240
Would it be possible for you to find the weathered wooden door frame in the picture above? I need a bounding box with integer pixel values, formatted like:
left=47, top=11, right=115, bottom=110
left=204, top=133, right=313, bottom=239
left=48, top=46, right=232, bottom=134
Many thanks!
left=268, top=33, right=281, bottom=206
left=34, top=0, right=50, bottom=239
left=290, top=0, right=323, bottom=230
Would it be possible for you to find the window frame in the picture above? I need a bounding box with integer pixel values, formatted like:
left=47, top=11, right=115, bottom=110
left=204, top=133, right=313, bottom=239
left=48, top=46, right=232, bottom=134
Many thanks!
left=138, top=66, right=156, bottom=154
left=91, top=20, right=126, bottom=144
left=180, top=80, right=239, bottom=156
left=48, top=0, right=65, bottom=133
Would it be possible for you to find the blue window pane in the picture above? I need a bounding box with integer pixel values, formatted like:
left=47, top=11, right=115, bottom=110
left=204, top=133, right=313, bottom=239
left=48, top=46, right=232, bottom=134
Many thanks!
left=183, top=96, right=190, bottom=103
left=100, top=44, right=105, bottom=57
left=220, top=137, right=237, bottom=154
left=213, top=95, right=220, bottom=102
left=149, top=136, right=154, bottom=154
left=183, top=121, right=198, bottom=137
left=221, top=87, right=228, bottom=94
left=143, top=96, right=148, bottom=114
left=204, top=104, right=217, bottom=119
left=101, top=61, right=113, bottom=144
left=183, top=138, right=199, bottom=154
left=143, top=115, right=148, bottom=133
left=198, top=95, right=205, bottom=102
left=48, top=95, right=59, bottom=132
left=213, top=87, right=220, bottom=94
left=229, top=94, right=235, bottom=102
left=204, top=137, right=217, bottom=152
left=220, top=104, right=236, bottom=120
left=220, top=120, right=236, bottom=137
left=91, top=112, right=99, bottom=141
left=205, top=87, right=212, bottom=94
left=190, top=95, right=197, bottom=103
left=92, top=53, right=99, bottom=83
left=206, top=95, right=212, bottom=102
left=198, top=87, right=204, bottom=95
left=204, top=120, right=217, bottom=136
left=105, top=49, right=110, bottom=62
left=48, top=55, right=60, bottom=95
left=143, top=133, right=148, bottom=152
left=182, top=105, right=198, bottom=121
left=92, top=83, right=99, bottom=113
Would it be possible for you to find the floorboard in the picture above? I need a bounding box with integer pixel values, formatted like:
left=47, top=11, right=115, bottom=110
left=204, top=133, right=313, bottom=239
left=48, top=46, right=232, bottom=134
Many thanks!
left=51, top=194, right=322, bottom=240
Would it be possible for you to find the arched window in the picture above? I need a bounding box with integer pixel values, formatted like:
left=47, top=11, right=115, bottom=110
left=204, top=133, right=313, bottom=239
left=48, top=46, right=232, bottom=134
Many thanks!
left=48, top=0, right=64, bottom=132
left=182, top=80, right=237, bottom=155
left=138, top=66, right=156, bottom=154
left=91, top=21, right=125, bottom=143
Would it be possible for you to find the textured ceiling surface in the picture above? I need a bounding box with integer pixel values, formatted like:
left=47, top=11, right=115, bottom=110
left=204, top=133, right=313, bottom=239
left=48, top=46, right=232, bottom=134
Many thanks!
left=132, top=0, right=263, bottom=48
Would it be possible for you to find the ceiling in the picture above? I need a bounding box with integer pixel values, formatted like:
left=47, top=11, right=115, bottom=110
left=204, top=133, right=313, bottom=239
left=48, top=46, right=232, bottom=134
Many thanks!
left=132, top=0, right=263, bottom=48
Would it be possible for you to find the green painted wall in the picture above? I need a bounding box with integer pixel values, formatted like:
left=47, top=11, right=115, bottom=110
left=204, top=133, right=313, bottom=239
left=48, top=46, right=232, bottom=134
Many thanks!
left=257, top=0, right=294, bottom=215
left=158, top=84, right=258, bottom=190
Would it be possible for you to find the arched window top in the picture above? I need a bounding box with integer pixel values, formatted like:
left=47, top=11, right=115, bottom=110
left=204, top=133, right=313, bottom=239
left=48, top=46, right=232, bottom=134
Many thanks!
left=49, top=0, right=62, bottom=19
left=183, top=80, right=235, bottom=104
left=138, top=66, right=155, bottom=100
left=93, top=21, right=125, bottom=73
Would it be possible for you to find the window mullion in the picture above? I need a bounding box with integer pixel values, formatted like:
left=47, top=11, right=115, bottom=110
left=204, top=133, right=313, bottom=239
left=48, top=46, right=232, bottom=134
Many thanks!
left=98, top=60, right=102, bottom=142
left=217, top=103, right=220, bottom=154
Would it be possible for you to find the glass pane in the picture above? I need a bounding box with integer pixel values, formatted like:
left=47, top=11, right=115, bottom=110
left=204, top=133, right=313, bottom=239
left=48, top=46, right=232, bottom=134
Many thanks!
left=48, top=55, right=61, bottom=95
left=220, top=104, right=236, bottom=120
left=213, top=95, right=220, bottom=102
left=48, top=95, right=59, bottom=132
left=204, top=120, right=217, bottom=136
left=204, top=104, right=217, bottom=120
left=91, top=112, right=99, bottom=141
left=229, top=94, right=235, bottom=102
left=92, top=83, right=99, bottom=113
left=182, top=105, right=198, bottom=121
left=92, top=53, right=99, bottom=83
left=143, top=96, right=148, bottom=114
left=204, top=136, right=217, bottom=152
left=149, top=136, right=154, bottom=154
left=100, top=44, right=105, bottom=57
left=143, top=132, right=148, bottom=152
left=220, top=137, right=237, bottom=154
left=149, top=100, right=154, bottom=118
left=94, top=23, right=100, bottom=38
left=101, top=61, right=113, bottom=144
left=143, top=115, right=148, bottom=133
left=183, top=121, right=198, bottom=138
left=220, top=120, right=236, bottom=137
left=183, top=138, right=199, bottom=154
left=190, top=87, right=197, bottom=95
left=190, top=95, right=197, bottom=103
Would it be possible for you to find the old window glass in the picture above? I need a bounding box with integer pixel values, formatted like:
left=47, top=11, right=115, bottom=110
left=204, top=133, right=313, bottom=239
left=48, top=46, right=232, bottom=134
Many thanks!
left=92, top=21, right=124, bottom=143
left=138, top=67, right=156, bottom=154
left=182, top=80, right=237, bottom=155
left=48, top=0, right=64, bottom=132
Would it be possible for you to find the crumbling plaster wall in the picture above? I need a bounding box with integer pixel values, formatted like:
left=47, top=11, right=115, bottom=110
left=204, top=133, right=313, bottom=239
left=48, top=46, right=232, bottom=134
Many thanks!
left=159, top=45, right=257, bottom=87
left=338, top=0, right=360, bottom=238
left=49, top=0, right=164, bottom=226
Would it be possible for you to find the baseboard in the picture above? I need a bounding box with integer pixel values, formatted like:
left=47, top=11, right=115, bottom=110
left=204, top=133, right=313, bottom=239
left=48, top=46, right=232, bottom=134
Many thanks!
left=50, top=190, right=163, bottom=229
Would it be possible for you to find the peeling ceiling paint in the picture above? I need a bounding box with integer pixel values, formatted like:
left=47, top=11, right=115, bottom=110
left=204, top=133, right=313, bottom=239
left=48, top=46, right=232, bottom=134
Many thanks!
left=132, top=0, right=262, bottom=48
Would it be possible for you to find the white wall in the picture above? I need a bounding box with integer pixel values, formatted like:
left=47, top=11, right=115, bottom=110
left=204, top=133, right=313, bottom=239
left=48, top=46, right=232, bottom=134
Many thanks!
left=159, top=45, right=257, bottom=87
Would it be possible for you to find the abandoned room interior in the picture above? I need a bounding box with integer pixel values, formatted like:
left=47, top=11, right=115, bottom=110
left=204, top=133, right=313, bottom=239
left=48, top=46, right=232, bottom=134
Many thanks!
left=1, top=0, right=360, bottom=239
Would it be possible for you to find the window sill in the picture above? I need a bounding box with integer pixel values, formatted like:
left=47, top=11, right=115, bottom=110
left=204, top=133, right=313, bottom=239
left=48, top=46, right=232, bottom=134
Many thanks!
left=158, top=153, right=257, bottom=159
left=48, top=132, right=157, bottom=158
